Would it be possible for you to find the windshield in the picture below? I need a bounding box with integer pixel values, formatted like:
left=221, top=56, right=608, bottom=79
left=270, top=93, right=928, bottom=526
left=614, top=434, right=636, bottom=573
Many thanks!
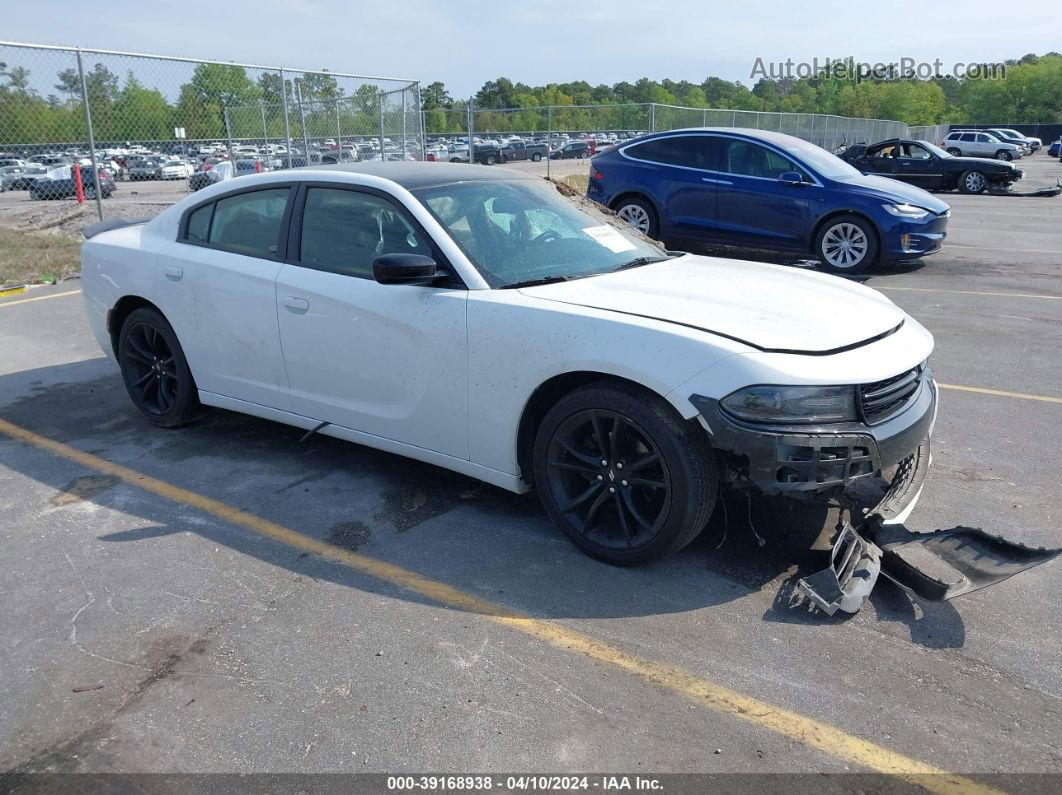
left=919, top=141, right=952, bottom=158
left=779, top=138, right=862, bottom=180
left=411, top=178, right=666, bottom=288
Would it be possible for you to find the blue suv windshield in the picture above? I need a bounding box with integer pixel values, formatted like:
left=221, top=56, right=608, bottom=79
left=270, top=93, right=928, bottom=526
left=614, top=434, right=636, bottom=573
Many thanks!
left=777, top=139, right=862, bottom=181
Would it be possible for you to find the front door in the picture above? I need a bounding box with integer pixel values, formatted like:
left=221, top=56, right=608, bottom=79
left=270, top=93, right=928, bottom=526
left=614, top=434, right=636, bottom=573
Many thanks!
left=714, top=138, right=811, bottom=250
left=893, top=142, right=943, bottom=190
left=275, top=185, right=469, bottom=459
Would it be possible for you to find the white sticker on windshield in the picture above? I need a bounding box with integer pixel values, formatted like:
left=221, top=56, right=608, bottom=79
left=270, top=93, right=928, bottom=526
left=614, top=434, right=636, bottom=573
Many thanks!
left=582, top=225, right=637, bottom=254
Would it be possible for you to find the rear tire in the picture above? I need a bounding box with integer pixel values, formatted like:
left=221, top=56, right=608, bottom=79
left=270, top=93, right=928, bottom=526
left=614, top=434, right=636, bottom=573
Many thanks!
left=531, top=152, right=542, bottom=162
left=815, top=214, right=879, bottom=274
left=946, top=147, right=962, bottom=156
left=118, top=307, right=200, bottom=428
left=484, top=154, right=497, bottom=166
left=613, top=196, right=659, bottom=238
left=958, top=169, right=987, bottom=194
left=533, top=381, right=717, bottom=566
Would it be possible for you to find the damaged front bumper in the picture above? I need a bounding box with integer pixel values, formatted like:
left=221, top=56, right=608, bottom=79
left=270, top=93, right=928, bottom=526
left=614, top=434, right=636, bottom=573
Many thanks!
left=692, top=377, right=1060, bottom=615
left=797, top=438, right=1061, bottom=614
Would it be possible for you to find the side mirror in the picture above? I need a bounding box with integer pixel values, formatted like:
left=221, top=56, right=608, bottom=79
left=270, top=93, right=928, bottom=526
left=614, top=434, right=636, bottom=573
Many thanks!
left=779, top=171, right=805, bottom=186
left=373, top=253, right=439, bottom=285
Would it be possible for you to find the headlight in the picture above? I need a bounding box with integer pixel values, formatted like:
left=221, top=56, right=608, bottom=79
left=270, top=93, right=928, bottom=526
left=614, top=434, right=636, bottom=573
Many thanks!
left=720, top=385, right=857, bottom=424
left=882, top=203, right=929, bottom=219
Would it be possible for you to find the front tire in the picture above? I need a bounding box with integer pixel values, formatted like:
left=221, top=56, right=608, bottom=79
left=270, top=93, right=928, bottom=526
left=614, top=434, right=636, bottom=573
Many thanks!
left=995, top=150, right=1013, bottom=161
left=815, top=214, right=878, bottom=274
left=533, top=381, right=717, bottom=565
left=613, top=196, right=658, bottom=238
left=118, top=307, right=200, bottom=427
left=958, top=169, right=987, bottom=194
left=484, top=154, right=497, bottom=166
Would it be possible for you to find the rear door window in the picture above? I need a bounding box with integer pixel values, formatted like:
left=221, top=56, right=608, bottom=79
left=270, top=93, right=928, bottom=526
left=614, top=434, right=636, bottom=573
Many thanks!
left=208, top=188, right=291, bottom=259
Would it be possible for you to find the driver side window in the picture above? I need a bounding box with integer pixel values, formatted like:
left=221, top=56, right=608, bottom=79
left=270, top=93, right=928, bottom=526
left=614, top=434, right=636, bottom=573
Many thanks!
left=297, top=188, right=433, bottom=279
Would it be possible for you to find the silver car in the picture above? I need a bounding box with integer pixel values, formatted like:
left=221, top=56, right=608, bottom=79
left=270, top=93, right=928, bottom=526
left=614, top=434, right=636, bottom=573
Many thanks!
left=941, top=130, right=1023, bottom=161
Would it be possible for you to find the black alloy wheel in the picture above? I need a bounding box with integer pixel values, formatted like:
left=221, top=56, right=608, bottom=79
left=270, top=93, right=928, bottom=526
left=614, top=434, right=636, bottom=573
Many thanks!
left=533, top=382, right=717, bottom=565
left=545, top=408, right=671, bottom=551
left=118, top=307, right=200, bottom=427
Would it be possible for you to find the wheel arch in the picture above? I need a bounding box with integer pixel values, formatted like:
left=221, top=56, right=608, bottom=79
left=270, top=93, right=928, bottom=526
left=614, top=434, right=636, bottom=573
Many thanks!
left=811, top=209, right=882, bottom=256
left=607, top=190, right=660, bottom=217
left=515, top=370, right=691, bottom=489
left=108, top=295, right=164, bottom=357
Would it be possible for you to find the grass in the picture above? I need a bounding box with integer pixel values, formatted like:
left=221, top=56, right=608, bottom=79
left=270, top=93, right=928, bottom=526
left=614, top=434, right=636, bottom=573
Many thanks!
left=557, top=173, right=589, bottom=193
left=0, top=228, right=81, bottom=286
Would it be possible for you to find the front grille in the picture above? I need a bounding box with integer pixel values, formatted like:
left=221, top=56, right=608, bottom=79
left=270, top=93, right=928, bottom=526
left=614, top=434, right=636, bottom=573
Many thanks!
left=859, top=366, right=922, bottom=425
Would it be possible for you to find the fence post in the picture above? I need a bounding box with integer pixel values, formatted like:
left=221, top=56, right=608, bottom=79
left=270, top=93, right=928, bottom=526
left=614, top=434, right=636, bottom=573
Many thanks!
left=401, top=88, right=408, bottom=159
left=336, top=98, right=342, bottom=153
left=546, top=105, right=552, bottom=179
left=76, top=47, right=104, bottom=221
left=702, top=108, right=707, bottom=127
left=731, top=109, right=737, bottom=127
left=279, top=68, right=293, bottom=169
left=260, top=104, right=269, bottom=156
left=223, top=107, right=235, bottom=164
left=468, top=97, right=474, bottom=164
left=415, top=83, right=426, bottom=161
left=378, top=93, right=386, bottom=158
left=295, top=80, right=310, bottom=163
left=649, top=103, right=656, bottom=133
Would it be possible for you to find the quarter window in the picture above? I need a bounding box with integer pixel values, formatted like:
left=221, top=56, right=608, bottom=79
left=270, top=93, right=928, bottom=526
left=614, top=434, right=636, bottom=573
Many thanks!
left=625, top=136, right=713, bottom=169
left=298, top=188, right=433, bottom=279
left=185, top=202, right=213, bottom=242
left=208, top=188, right=290, bottom=258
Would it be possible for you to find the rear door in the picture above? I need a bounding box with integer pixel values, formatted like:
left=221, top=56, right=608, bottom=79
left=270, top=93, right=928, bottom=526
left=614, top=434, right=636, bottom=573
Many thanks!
left=155, top=185, right=295, bottom=410
left=714, top=137, right=813, bottom=250
left=621, top=134, right=719, bottom=241
left=275, top=184, right=469, bottom=458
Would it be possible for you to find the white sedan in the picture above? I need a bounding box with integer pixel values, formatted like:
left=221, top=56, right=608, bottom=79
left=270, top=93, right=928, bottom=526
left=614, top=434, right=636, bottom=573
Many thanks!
left=158, top=160, right=195, bottom=180
left=81, top=163, right=943, bottom=603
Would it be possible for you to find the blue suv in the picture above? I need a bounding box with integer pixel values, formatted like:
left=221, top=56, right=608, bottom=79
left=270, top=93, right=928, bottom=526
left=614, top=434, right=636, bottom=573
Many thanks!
left=587, top=128, right=951, bottom=274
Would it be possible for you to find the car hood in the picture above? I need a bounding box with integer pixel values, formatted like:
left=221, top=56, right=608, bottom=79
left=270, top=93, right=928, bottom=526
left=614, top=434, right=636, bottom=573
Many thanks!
left=518, top=255, right=906, bottom=354
left=837, top=173, right=951, bottom=213
left=945, top=155, right=1016, bottom=172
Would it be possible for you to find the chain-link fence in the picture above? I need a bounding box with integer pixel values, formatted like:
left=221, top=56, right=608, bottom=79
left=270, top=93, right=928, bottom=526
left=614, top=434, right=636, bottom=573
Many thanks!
left=444, top=100, right=917, bottom=179
left=908, top=124, right=951, bottom=144
left=0, top=40, right=419, bottom=220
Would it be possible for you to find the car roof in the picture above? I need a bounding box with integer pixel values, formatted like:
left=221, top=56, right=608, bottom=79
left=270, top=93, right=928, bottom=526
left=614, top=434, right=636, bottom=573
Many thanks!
left=309, top=162, right=537, bottom=189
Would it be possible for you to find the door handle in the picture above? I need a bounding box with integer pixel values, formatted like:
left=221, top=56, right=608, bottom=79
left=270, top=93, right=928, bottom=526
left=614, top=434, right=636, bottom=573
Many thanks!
left=163, top=265, right=183, bottom=281
left=283, top=296, right=309, bottom=312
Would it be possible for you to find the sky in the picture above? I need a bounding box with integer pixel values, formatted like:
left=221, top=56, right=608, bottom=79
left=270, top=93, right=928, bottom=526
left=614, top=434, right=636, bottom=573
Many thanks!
left=0, top=0, right=1056, bottom=97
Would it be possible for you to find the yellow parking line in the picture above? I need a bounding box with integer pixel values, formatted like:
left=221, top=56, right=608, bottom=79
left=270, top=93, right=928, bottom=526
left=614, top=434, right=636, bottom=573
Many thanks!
left=878, top=285, right=1062, bottom=301
left=0, top=288, right=81, bottom=307
left=939, top=383, right=1062, bottom=404
left=0, top=415, right=1000, bottom=795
